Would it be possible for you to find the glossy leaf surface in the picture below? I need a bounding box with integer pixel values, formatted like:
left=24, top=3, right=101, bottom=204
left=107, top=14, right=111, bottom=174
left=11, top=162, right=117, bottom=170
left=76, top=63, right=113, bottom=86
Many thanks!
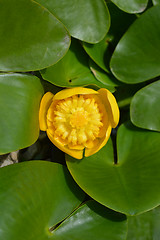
left=82, top=34, right=111, bottom=73
left=41, top=39, right=109, bottom=88
left=110, top=5, right=160, bottom=83
left=0, top=0, right=70, bottom=71
left=0, top=161, right=85, bottom=240
left=131, top=80, right=160, bottom=131
left=52, top=200, right=127, bottom=240
left=127, top=206, right=160, bottom=240
left=89, top=60, right=121, bottom=91
left=35, top=0, right=110, bottom=43
left=82, top=3, right=136, bottom=72
left=67, top=122, right=160, bottom=215
left=0, top=73, right=44, bottom=154
left=111, top=0, right=148, bottom=13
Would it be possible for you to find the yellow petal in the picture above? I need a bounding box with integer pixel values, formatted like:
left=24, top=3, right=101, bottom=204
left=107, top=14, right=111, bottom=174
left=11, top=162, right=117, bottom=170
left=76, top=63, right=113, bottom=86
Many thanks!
left=68, top=143, right=84, bottom=150
left=85, top=124, right=112, bottom=157
left=54, top=87, right=98, bottom=100
left=84, top=139, right=99, bottom=149
left=39, top=92, right=54, bottom=131
left=47, top=106, right=55, bottom=121
left=98, top=88, right=119, bottom=128
left=47, top=130, right=83, bottom=159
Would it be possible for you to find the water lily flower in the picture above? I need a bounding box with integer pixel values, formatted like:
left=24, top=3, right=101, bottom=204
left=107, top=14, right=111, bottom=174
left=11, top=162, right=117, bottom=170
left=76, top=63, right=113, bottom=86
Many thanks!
left=39, top=87, right=119, bottom=159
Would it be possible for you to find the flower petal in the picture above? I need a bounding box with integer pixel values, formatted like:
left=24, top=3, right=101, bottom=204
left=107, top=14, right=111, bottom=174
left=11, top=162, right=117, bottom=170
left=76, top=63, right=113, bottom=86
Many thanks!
left=68, top=143, right=84, bottom=150
left=47, top=130, right=83, bottom=159
left=98, top=88, right=119, bottom=128
left=39, top=92, right=54, bottom=131
left=85, top=124, right=112, bottom=157
left=54, top=87, right=98, bottom=100
left=84, top=139, right=99, bottom=149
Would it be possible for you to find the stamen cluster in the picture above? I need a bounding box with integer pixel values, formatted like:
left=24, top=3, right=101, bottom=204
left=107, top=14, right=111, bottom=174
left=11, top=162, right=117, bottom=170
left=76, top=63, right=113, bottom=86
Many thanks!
left=47, top=95, right=103, bottom=149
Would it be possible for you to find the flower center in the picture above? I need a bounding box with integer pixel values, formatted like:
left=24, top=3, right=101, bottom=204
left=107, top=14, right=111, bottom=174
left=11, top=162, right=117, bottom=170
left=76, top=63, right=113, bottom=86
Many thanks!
left=70, top=110, right=88, bottom=128
left=49, top=95, right=103, bottom=147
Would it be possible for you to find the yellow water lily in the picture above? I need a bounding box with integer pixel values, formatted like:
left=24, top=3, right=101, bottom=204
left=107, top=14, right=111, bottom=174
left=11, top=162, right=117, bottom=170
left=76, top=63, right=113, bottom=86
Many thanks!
left=39, top=87, right=119, bottom=159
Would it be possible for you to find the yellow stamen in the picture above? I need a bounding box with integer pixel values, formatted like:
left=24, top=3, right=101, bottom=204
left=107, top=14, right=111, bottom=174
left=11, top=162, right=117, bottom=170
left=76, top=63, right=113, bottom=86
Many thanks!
left=70, top=109, right=88, bottom=128
left=47, top=95, right=104, bottom=148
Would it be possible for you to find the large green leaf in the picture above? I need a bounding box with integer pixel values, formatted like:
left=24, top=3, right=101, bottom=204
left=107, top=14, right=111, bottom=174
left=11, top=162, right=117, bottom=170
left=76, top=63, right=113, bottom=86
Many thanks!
left=52, top=200, right=127, bottom=240
left=66, top=122, right=160, bottom=215
left=127, top=206, right=160, bottom=240
left=131, top=80, right=160, bottom=131
left=0, top=73, right=44, bottom=154
left=0, top=161, right=85, bottom=240
left=35, top=0, right=110, bottom=43
left=0, top=0, right=70, bottom=71
left=82, top=3, right=136, bottom=72
left=111, top=0, right=148, bottom=13
left=41, top=39, right=110, bottom=89
left=110, top=5, right=160, bottom=83
left=82, top=34, right=111, bottom=73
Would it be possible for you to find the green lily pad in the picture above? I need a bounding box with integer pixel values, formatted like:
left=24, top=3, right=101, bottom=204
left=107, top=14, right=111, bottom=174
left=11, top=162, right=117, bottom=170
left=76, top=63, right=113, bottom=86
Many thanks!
left=110, top=5, right=160, bottom=83
left=52, top=200, right=127, bottom=240
left=153, top=0, right=160, bottom=5
left=82, top=34, right=111, bottom=73
left=41, top=39, right=110, bottom=88
left=89, top=60, right=121, bottom=91
left=0, top=0, right=70, bottom=71
left=0, top=161, right=85, bottom=240
left=35, top=0, right=110, bottom=43
left=0, top=73, right=44, bottom=154
left=82, top=3, right=136, bottom=72
left=131, top=80, right=160, bottom=131
left=114, top=82, right=146, bottom=108
left=127, top=206, right=160, bottom=240
left=111, top=0, right=148, bottom=13
left=66, top=122, right=160, bottom=215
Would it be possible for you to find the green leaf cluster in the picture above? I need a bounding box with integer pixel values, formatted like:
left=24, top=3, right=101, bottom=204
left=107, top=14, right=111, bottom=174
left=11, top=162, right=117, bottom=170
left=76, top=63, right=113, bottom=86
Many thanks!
left=0, top=0, right=160, bottom=239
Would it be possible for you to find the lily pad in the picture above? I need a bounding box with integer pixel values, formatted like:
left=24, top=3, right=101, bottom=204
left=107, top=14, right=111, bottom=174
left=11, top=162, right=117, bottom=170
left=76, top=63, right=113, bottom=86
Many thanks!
left=35, top=0, right=110, bottom=43
left=82, top=3, right=136, bottom=72
left=66, top=122, right=160, bottom=215
left=153, top=0, right=160, bottom=5
left=131, top=80, right=160, bottom=131
left=41, top=39, right=110, bottom=89
left=52, top=200, right=127, bottom=240
left=111, top=0, right=148, bottom=13
left=0, top=0, right=70, bottom=71
left=0, top=73, right=44, bottom=154
left=127, top=206, right=160, bottom=240
left=89, top=60, right=121, bottom=91
left=82, top=34, right=111, bottom=73
left=114, top=82, right=146, bottom=108
left=0, top=161, right=85, bottom=240
left=110, top=5, right=160, bottom=83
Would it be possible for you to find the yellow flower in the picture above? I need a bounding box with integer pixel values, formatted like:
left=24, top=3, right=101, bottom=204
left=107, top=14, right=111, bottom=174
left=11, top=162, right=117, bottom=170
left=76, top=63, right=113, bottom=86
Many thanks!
left=39, top=87, right=119, bottom=159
